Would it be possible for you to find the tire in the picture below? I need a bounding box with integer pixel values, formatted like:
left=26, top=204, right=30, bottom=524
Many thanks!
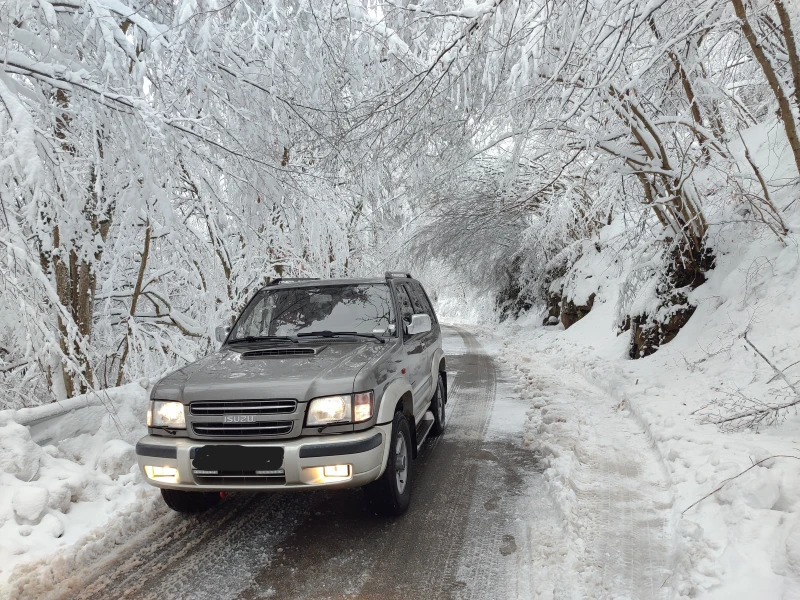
left=431, top=372, right=446, bottom=436
left=161, top=488, right=221, bottom=514
left=364, top=411, right=412, bottom=516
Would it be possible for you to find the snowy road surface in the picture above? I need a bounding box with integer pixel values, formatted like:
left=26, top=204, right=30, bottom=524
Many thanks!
left=8, top=327, right=675, bottom=599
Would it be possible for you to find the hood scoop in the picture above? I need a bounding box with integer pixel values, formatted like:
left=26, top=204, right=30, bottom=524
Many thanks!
left=241, top=346, right=325, bottom=359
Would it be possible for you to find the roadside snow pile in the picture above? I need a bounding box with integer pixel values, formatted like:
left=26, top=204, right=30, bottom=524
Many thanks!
left=0, top=382, right=155, bottom=587
left=490, top=223, right=800, bottom=599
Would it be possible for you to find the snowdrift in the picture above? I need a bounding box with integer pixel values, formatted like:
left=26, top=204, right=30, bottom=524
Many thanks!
left=0, top=382, right=155, bottom=587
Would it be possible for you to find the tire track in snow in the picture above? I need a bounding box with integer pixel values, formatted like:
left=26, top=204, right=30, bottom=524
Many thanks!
left=512, top=353, right=674, bottom=600
left=9, top=488, right=318, bottom=600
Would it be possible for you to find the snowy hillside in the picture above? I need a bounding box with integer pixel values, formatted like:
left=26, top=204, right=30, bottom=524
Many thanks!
left=456, top=208, right=800, bottom=597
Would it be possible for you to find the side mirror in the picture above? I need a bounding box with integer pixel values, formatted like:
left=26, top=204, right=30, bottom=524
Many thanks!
left=215, top=325, right=231, bottom=343
left=406, top=314, right=431, bottom=335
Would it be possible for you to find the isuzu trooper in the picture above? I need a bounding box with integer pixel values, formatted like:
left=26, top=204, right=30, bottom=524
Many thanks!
left=135, top=272, right=446, bottom=516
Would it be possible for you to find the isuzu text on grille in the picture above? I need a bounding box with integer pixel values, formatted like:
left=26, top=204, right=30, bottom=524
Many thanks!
left=223, top=415, right=256, bottom=423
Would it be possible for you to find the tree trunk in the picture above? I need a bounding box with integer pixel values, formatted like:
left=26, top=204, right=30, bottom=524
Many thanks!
left=774, top=0, right=800, bottom=109
left=732, top=0, right=800, bottom=177
left=48, top=92, right=109, bottom=397
left=117, top=223, right=151, bottom=386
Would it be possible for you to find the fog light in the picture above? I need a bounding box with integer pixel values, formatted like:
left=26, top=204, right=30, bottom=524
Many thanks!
left=144, top=465, right=180, bottom=484
left=323, top=464, right=351, bottom=479
left=301, top=465, right=353, bottom=484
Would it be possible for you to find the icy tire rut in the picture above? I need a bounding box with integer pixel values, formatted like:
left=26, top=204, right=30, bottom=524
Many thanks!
left=516, top=354, right=674, bottom=600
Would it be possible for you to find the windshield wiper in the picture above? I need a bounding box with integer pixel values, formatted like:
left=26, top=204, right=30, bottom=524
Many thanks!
left=228, top=335, right=298, bottom=344
left=296, top=331, right=386, bottom=344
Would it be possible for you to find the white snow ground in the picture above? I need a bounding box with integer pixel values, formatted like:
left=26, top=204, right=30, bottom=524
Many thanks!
left=476, top=331, right=674, bottom=600
left=459, top=222, right=800, bottom=599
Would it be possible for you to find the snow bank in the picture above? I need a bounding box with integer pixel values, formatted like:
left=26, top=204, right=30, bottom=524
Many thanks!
left=0, top=381, right=155, bottom=588
left=485, top=221, right=800, bottom=598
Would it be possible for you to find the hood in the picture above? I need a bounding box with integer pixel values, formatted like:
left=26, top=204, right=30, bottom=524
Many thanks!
left=152, top=341, right=389, bottom=403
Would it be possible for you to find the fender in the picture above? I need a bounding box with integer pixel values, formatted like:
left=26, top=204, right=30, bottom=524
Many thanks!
left=430, top=347, right=445, bottom=387
left=375, top=377, right=413, bottom=424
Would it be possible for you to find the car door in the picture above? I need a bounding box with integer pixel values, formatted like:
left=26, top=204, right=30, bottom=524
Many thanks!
left=409, top=280, right=440, bottom=346
left=395, top=283, right=431, bottom=418
left=408, top=281, right=441, bottom=412
left=405, top=281, right=440, bottom=418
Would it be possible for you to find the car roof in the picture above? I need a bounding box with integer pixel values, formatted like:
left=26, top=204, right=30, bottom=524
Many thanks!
left=262, top=277, right=409, bottom=290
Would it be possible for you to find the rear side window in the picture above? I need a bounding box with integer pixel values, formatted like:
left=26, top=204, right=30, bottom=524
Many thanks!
left=404, top=283, right=427, bottom=317
left=395, top=284, right=415, bottom=325
left=409, top=281, right=437, bottom=323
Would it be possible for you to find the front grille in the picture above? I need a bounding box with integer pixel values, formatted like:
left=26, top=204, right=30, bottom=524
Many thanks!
left=192, top=422, right=293, bottom=437
left=193, top=471, right=286, bottom=485
left=190, top=399, right=297, bottom=416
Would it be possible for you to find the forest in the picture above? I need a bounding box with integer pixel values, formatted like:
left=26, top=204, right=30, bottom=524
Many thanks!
left=1, top=0, right=799, bottom=410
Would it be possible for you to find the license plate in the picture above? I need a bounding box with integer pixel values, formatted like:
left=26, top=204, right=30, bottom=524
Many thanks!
left=192, top=445, right=283, bottom=471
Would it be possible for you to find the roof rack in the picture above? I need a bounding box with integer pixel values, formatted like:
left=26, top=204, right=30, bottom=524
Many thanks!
left=266, top=277, right=320, bottom=286
left=385, top=271, right=412, bottom=279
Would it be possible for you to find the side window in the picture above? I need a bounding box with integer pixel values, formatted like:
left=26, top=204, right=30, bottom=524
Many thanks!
left=406, top=284, right=427, bottom=316
left=395, top=284, right=415, bottom=325
left=410, top=282, right=437, bottom=323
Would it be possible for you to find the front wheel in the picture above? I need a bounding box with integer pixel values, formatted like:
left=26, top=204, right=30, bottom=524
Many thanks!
left=161, top=488, right=220, bottom=513
left=364, top=412, right=412, bottom=516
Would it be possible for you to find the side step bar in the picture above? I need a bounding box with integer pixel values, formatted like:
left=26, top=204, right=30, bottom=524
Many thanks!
left=415, top=411, right=436, bottom=453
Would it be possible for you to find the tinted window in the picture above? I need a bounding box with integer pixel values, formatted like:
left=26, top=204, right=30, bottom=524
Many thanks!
left=409, top=281, right=436, bottom=322
left=395, top=284, right=415, bottom=325
left=404, top=283, right=427, bottom=316
left=231, top=284, right=395, bottom=339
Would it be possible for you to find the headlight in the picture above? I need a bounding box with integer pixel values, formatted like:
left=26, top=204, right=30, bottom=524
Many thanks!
left=306, top=395, right=352, bottom=426
left=306, top=392, right=374, bottom=426
left=147, top=400, right=186, bottom=429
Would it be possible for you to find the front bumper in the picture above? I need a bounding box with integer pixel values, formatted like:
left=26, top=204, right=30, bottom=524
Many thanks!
left=135, top=425, right=392, bottom=491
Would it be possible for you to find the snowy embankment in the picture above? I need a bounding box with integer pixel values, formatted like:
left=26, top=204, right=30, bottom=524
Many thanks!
left=0, top=382, right=158, bottom=588
left=459, top=229, right=800, bottom=598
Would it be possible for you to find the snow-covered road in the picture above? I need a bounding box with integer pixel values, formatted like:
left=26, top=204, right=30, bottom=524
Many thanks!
left=509, top=350, right=674, bottom=598
left=7, top=327, right=678, bottom=599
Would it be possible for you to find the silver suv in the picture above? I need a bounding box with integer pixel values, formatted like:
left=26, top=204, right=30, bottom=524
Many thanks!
left=135, top=273, right=446, bottom=516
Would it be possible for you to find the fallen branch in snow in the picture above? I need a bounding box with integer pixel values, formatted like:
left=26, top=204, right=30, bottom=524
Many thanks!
left=707, top=393, right=800, bottom=430
left=767, top=358, right=800, bottom=383
left=699, top=333, right=800, bottom=430
left=682, top=455, right=800, bottom=514
left=744, top=332, right=800, bottom=397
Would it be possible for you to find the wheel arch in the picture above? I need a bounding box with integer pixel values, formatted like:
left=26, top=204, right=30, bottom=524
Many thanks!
left=431, top=348, right=447, bottom=404
left=376, top=378, right=413, bottom=423
left=374, top=381, right=413, bottom=479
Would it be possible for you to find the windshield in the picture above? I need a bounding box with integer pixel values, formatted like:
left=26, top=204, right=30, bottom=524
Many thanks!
left=230, top=284, right=396, bottom=340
